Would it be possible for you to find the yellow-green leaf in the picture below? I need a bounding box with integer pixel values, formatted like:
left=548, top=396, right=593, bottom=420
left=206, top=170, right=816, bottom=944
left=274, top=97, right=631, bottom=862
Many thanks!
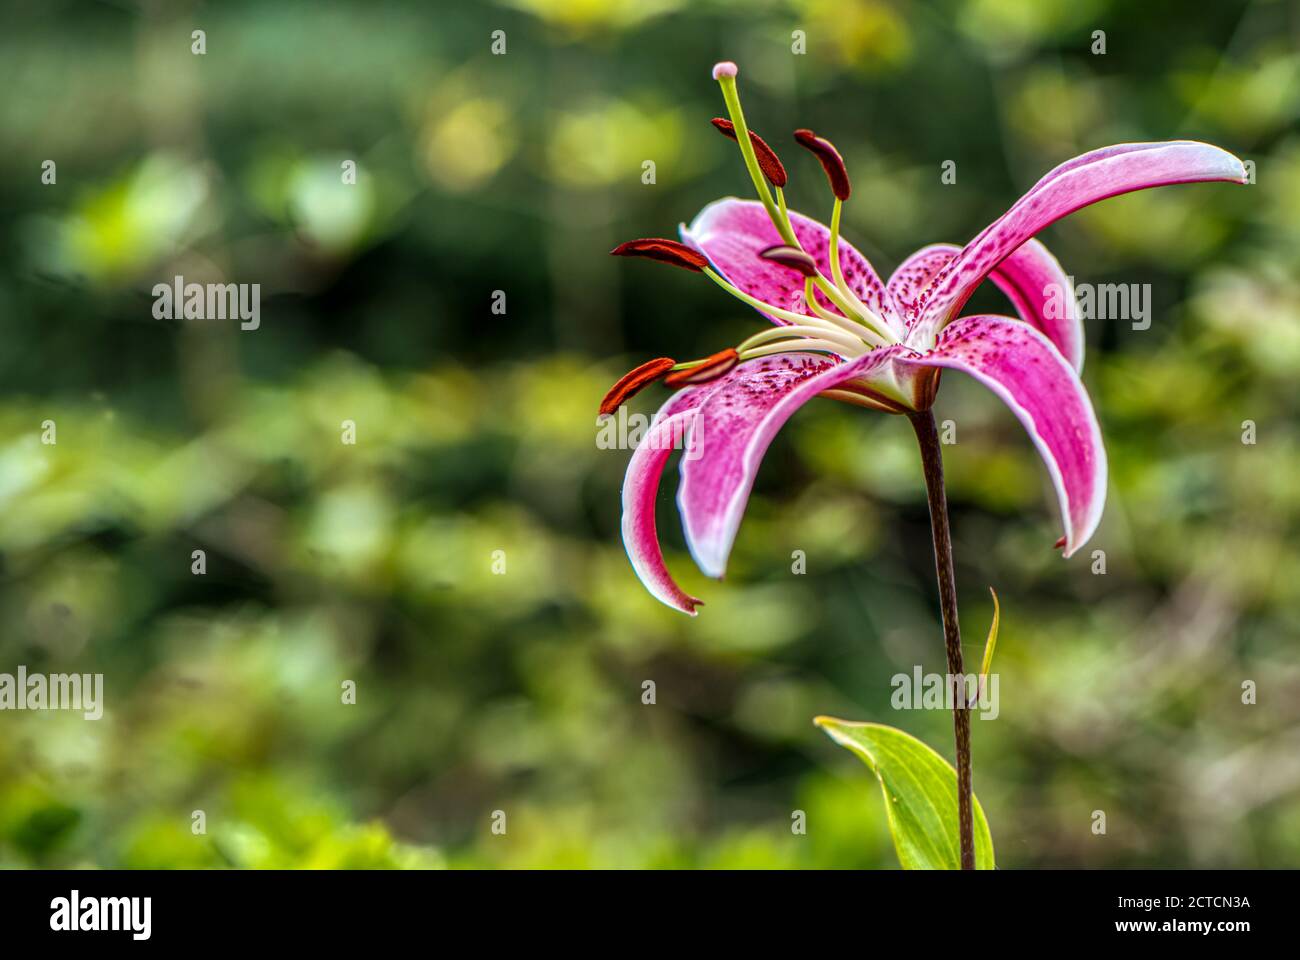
left=980, top=587, right=1000, bottom=680
left=815, top=717, right=995, bottom=870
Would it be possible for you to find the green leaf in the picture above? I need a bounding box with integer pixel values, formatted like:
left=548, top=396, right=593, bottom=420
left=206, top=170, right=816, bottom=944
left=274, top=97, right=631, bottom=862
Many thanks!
left=815, top=717, right=995, bottom=870
left=980, top=586, right=1001, bottom=681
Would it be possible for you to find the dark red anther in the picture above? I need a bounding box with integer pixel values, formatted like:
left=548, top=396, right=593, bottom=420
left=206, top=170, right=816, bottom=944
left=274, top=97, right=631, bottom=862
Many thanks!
left=610, top=238, right=709, bottom=272
left=599, top=357, right=677, bottom=416
left=711, top=118, right=788, bottom=188
left=759, top=244, right=818, bottom=277
left=793, top=128, right=851, bottom=200
left=664, top=349, right=740, bottom=387
left=1054, top=536, right=1067, bottom=549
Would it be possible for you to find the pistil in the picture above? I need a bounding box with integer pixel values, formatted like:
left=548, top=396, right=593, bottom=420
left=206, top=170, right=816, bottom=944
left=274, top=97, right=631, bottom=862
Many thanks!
left=712, top=65, right=879, bottom=331
left=712, top=65, right=895, bottom=342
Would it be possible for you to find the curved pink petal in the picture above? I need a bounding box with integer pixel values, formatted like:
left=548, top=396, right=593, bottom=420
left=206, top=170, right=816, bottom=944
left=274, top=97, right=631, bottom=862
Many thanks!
left=678, top=348, right=906, bottom=577
left=983, top=239, right=1083, bottom=372
left=896, top=316, right=1107, bottom=556
left=886, top=243, right=960, bottom=322
left=619, top=388, right=715, bottom=615
left=890, top=240, right=1084, bottom=371
left=621, top=410, right=705, bottom=615
left=680, top=198, right=893, bottom=327
left=915, top=141, right=1247, bottom=339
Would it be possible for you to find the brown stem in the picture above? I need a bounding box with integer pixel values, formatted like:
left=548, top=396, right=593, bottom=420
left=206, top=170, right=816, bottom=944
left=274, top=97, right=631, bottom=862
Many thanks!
left=908, top=409, right=974, bottom=870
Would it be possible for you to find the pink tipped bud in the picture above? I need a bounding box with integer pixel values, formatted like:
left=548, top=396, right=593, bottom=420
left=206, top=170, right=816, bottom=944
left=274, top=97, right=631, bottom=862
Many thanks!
left=712, top=61, right=738, bottom=80
left=759, top=244, right=818, bottom=277
left=793, top=128, right=851, bottom=201
left=665, top=349, right=740, bottom=387
left=711, top=118, right=788, bottom=188
left=610, top=238, right=710, bottom=272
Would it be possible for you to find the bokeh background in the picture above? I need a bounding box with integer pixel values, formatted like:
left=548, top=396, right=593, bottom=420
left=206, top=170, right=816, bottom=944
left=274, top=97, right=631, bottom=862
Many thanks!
left=1, top=0, right=1297, bottom=869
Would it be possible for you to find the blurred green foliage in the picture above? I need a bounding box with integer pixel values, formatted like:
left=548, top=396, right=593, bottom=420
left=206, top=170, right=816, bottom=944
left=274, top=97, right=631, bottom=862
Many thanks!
left=0, top=0, right=1297, bottom=868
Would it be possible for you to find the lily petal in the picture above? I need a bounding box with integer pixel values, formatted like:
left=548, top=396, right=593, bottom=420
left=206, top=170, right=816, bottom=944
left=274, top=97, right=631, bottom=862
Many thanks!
left=983, top=239, right=1084, bottom=372
left=890, top=241, right=1084, bottom=371
left=895, top=316, right=1106, bottom=556
left=678, top=348, right=905, bottom=578
left=681, top=197, right=892, bottom=326
left=619, top=389, right=714, bottom=615
left=916, top=141, right=1247, bottom=338
left=886, top=243, right=960, bottom=322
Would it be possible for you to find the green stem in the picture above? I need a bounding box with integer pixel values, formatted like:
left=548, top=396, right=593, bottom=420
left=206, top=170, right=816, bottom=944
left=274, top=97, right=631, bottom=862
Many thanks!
left=908, top=409, right=975, bottom=870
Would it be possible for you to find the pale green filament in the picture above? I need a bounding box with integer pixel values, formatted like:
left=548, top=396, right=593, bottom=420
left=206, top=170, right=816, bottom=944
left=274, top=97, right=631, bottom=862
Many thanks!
left=703, top=267, right=886, bottom=347
left=829, top=198, right=846, bottom=291
left=803, top=277, right=847, bottom=327
left=739, top=338, right=848, bottom=361
left=828, top=198, right=883, bottom=329
left=801, top=276, right=888, bottom=347
left=737, top=323, right=865, bottom=355
left=772, top=188, right=873, bottom=327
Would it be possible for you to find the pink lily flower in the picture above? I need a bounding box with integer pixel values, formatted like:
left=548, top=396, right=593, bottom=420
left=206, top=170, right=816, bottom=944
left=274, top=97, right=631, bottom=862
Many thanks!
left=607, top=62, right=1247, bottom=615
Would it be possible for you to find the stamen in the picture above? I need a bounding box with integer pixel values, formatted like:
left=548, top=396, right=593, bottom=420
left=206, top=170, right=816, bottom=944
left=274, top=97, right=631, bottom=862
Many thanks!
left=828, top=198, right=850, bottom=295
left=825, top=198, right=886, bottom=332
left=599, top=357, right=676, bottom=415
left=759, top=244, right=817, bottom=276
left=703, top=266, right=835, bottom=327
left=739, top=339, right=847, bottom=361
left=664, top=349, right=739, bottom=387
left=794, top=128, right=851, bottom=201
left=738, top=323, right=865, bottom=354
left=711, top=118, right=787, bottom=188
left=702, top=267, right=886, bottom=345
left=610, top=238, right=709, bottom=272
left=802, top=276, right=867, bottom=335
